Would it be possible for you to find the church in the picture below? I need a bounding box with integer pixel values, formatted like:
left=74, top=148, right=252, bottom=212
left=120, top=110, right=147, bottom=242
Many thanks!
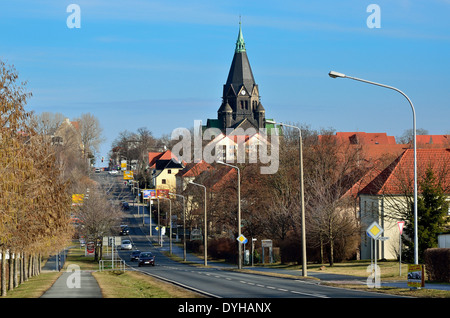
left=205, top=23, right=267, bottom=133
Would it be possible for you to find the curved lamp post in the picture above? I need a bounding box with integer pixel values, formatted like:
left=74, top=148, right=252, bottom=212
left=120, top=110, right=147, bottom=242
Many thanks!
left=266, top=120, right=307, bottom=276
left=170, top=192, right=187, bottom=262
left=328, top=71, right=418, bottom=265
left=217, top=160, right=242, bottom=269
left=189, top=181, right=208, bottom=266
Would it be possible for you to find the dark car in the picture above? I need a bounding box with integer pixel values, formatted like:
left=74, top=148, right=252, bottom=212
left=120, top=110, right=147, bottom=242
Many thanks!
left=130, top=250, right=141, bottom=261
left=120, top=225, right=130, bottom=235
left=122, top=202, right=129, bottom=210
left=138, top=252, right=155, bottom=267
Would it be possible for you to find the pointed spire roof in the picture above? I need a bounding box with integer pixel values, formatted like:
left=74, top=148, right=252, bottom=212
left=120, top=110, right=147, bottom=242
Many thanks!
left=225, top=22, right=256, bottom=95
left=235, top=21, right=246, bottom=53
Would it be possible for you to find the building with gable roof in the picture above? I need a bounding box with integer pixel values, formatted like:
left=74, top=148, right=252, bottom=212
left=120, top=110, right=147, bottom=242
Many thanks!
left=175, top=160, right=214, bottom=193
left=52, top=118, right=85, bottom=157
left=358, top=148, right=450, bottom=260
left=148, top=149, right=184, bottom=190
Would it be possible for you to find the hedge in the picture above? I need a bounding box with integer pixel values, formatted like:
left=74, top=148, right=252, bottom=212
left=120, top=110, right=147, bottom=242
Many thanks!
left=424, top=248, right=450, bottom=283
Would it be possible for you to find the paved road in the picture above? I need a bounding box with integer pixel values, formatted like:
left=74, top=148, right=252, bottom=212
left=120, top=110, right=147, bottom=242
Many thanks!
left=41, top=171, right=446, bottom=300
left=117, top=205, right=404, bottom=299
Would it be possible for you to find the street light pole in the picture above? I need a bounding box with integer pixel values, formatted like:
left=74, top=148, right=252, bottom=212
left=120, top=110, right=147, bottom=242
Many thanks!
left=266, top=120, right=307, bottom=276
left=189, top=181, right=208, bottom=266
left=170, top=192, right=187, bottom=262
left=217, top=161, right=242, bottom=269
left=328, top=71, right=418, bottom=265
left=160, top=197, right=172, bottom=254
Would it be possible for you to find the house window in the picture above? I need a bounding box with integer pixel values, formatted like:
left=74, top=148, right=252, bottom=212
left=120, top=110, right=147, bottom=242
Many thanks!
left=168, top=169, right=171, bottom=174
left=162, top=179, right=166, bottom=184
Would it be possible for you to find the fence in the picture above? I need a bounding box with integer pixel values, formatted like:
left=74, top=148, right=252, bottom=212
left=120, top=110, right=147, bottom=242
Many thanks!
left=99, top=259, right=126, bottom=272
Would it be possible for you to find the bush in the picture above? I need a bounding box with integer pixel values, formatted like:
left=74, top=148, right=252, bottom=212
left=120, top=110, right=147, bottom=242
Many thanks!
left=208, top=238, right=237, bottom=263
left=424, top=248, right=450, bottom=283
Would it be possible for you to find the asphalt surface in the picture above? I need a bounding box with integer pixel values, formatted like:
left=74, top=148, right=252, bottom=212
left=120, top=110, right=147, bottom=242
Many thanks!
left=40, top=172, right=450, bottom=299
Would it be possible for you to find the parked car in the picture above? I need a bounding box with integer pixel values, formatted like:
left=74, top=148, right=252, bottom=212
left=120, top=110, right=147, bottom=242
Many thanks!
left=138, top=252, right=155, bottom=267
left=121, top=240, right=132, bottom=250
left=95, top=168, right=101, bottom=173
left=122, top=202, right=130, bottom=210
left=109, top=170, right=118, bottom=175
left=130, top=250, right=141, bottom=261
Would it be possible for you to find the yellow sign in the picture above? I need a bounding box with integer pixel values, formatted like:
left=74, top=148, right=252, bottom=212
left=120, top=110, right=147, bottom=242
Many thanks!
left=123, top=171, right=133, bottom=180
left=366, top=221, right=383, bottom=239
left=407, top=264, right=425, bottom=288
left=72, top=194, right=84, bottom=205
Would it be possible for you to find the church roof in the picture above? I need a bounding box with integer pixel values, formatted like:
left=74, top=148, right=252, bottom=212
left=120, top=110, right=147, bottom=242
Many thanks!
left=224, top=23, right=256, bottom=96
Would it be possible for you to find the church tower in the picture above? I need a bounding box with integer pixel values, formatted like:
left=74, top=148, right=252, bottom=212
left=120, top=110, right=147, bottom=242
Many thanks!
left=215, top=23, right=266, bottom=132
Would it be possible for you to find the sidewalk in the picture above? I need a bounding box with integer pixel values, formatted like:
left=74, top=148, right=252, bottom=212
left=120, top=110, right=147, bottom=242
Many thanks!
left=40, top=270, right=102, bottom=298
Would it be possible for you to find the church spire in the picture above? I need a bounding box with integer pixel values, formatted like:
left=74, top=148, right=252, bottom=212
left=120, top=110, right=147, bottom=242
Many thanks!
left=235, top=21, right=246, bottom=53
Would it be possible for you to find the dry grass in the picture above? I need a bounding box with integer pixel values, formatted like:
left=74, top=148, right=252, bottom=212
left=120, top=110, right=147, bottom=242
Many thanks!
left=92, top=270, right=205, bottom=298
left=3, top=271, right=62, bottom=298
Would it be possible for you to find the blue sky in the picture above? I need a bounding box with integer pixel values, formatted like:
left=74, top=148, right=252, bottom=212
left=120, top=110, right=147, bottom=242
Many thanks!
left=1, top=1, right=449, bottom=162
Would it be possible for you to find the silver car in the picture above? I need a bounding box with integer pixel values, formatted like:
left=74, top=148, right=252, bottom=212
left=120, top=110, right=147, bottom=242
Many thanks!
left=121, top=239, right=132, bottom=250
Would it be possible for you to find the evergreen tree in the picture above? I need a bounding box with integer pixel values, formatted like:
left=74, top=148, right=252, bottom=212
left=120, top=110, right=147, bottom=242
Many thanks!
left=403, top=167, right=449, bottom=263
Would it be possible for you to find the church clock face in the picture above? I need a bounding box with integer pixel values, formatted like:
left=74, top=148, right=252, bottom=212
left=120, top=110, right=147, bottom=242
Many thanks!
left=241, top=90, right=246, bottom=95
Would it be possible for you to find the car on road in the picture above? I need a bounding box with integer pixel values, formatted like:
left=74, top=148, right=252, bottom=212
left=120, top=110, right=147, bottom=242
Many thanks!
left=122, top=202, right=130, bottom=210
left=130, top=250, right=141, bottom=261
left=121, top=239, right=132, bottom=250
left=119, top=225, right=130, bottom=235
left=95, top=168, right=101, bottom=173
left=109, top=170, right=118, bottom=175
left=138, top=252, right=155, bottom=267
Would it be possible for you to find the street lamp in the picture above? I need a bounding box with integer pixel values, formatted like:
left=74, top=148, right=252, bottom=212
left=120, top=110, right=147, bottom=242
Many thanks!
left=328, top=70, right=418, bottom=265
left=170, top=192, right=187, bottom=262
left=160, top=197, right=172, bottom=254
left=266, top=120, right=307, bottom=277
left=217, top=160, right=242, bottom=269
left=189, top=181, right=208, bottom=266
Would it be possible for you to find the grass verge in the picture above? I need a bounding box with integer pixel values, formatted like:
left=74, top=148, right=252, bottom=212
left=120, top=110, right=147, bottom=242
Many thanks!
left=3, top=272, right=62, bottom=298
left=92, top=270, right=204, bottom=298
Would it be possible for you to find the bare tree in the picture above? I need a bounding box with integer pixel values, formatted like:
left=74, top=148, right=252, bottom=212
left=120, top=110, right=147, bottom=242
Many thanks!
left=76, top=112, right=104, bottom=159
left=76, top=187, right=122, bottom=261
left=28, top=111, right=65, bottom=136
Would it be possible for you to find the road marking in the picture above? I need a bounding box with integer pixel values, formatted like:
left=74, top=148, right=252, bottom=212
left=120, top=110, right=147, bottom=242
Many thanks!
left=290, top=290, right=329, bottom=298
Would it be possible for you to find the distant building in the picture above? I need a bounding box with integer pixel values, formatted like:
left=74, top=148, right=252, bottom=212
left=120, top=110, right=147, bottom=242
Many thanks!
left=148, top=150, right=184, bottom=191
left=206, top=23, right=267, bottom=133
left=52, top=118, right=85, bottom=157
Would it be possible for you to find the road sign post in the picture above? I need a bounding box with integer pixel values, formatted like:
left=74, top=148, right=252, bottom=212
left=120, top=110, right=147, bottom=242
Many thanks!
left=398, top=221, right=405, bottom=276
left=366, top=222, right=384, bottom=288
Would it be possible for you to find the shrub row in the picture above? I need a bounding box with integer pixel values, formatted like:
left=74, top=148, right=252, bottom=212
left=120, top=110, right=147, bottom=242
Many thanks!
left=424, top=248, right=450, bottom=283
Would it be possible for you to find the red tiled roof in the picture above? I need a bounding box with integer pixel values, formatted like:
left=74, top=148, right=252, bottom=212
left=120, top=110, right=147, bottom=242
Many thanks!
left=359, top=148, right=450, bottom=195
left=177, top=160, right=213, bottom=178
left=416, top=135, right=450, bottom=145
left=210, top=167, right=237, bottom=192
left=148, top=150, right=180, bottom=168
left=319, top=132, right=397, bottom=145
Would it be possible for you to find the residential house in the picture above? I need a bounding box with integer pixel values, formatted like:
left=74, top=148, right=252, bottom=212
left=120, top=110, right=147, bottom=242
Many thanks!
left=175, top=160, right=214, bottom=193
left=358, top=148, right=450, bottom=260
left=148, top=150, right=184, bottom=191
left=52, top=118, right=84, bottom=157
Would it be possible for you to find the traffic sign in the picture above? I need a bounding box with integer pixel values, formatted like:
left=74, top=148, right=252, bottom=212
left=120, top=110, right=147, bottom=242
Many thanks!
left=237, top=234, right=248, bottom=244
left=398, top=221, right=405, bottom=235
left=366, top=221, right=384, bottom=240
